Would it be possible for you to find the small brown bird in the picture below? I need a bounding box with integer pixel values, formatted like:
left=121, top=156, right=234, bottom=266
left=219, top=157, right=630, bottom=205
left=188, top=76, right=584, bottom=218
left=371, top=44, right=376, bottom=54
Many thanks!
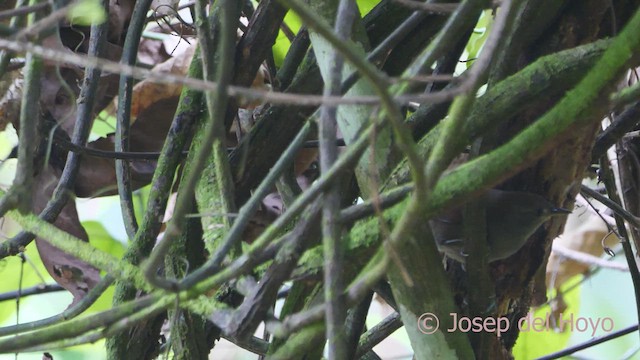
left=430, top=189, right=571, bottom=263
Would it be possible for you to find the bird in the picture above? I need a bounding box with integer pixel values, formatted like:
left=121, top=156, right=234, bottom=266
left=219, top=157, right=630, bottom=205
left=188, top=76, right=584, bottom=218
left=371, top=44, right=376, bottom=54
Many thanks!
left=429, top=189, right=571, bottom=263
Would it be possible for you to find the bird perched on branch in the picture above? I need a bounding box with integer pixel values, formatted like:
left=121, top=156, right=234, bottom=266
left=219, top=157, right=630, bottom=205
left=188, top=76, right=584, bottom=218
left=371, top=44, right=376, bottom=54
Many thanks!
left=430, top=189, right=571, bottom=263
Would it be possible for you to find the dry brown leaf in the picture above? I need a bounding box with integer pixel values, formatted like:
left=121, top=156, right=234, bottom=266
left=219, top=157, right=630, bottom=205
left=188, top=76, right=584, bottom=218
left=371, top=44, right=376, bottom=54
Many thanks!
left=73, top=135, right=158, bottom=197
left=138, top=37, right=172, bottom=66
left=32, top=166, right=101, bottom=307
left=70, top=45, right=197, bottom=197
left=105, top=42, right=196, bottom=121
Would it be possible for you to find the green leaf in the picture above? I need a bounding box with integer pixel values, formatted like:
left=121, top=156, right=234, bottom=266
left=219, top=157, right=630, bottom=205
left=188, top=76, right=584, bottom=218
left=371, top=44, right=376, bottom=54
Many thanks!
left=272, top=0, right=381, bottom=67
left=357, top=0, right=380, bottom=15
left=273, top=11, right=302, bottom=67
left=82, top=221, right=125, bottom=259
left=512, top=279, right=577, bottom=359
left=90, top=111, right=117, bottom=141
left=0, top=244, right=55, bottom=325
left=67, top=0, right=107, bottom=26
left=464, top=10, right=492, bottom=70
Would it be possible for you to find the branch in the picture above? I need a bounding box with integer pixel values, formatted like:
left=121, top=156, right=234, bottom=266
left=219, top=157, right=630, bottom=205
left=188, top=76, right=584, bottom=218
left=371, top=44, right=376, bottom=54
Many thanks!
left=0, top=293, right=159, bottom=352
left=143, top=0, right=240, bottom=290
left=537, top=323, right=639, bottom=360
left=4, top=207, right=148, bottom=290
left=392, top=0, right=459, bottom=13
left=0, top=37, right=471, bottom=107
left=0, top=277, right=113, bottom=337
left=0, top=283, right=63, bottom=302
left=318, top=1, right=356, bottom=357
left=551, top=243, right=629, bottom=272
left=114, top=0, right=152, bottom=239
left=385, top=39, right=611, bottom=189
left=11, top=9, right=43, bottom=214
left=0, top=2, right=48, bottom=21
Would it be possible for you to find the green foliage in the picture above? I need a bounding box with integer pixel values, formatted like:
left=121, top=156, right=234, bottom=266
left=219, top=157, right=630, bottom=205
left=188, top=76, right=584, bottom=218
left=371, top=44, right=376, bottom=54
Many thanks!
left=133, top=185, right=152, bottom=230
left=272, top=0, right=381, bottom=66
left=357, top=0, right=380, bottom=15
left=0, top=244, right=51, bottom=326
left=67, top=0, right=107, bottom=26
left=464, top=10, right=492, bottom=69
left=514, top=257, right=640, bottom=359
left=512, top=279, right=577, bottom=359
left=273, top=12, right=302, bottom=67
left=0, top=344, right=106, bottom=360
left=90, top=111, right=117, bottom=140
left=82, top=221, right=125, bottom=260
left=0, top=220, right=122, bottom=358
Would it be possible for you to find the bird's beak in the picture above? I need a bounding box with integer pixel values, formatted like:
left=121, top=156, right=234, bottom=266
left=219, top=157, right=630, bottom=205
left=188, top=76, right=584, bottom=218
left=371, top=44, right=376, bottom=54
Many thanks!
left=549, top=207, right=572, bottom=215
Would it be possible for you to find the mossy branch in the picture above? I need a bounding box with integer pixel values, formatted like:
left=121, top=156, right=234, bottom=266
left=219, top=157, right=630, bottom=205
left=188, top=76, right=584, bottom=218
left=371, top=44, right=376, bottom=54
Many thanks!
left=4, top=207, right=148, bottom=290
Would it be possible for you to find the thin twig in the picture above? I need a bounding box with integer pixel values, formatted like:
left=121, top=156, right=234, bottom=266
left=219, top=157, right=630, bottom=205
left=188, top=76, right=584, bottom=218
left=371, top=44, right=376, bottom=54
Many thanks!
left=0, top=0, right=29, bottom=86
left=592, top=101, right=640, bottom=161
left=0, top=283, right=64, bottom=302
left=209, top=199, right=323, bottom=339
left=277, top=0, right=426, bottom=188
left=320, top=1, right=356, bottom=358
left=536, top=324, right=639, bottom=360
left=580, top=185, right=640, bottom=230
left=425, top=0, right=513, bottom=189
left=277, top=0, right=431, bottom=308
left=50, top=131, right=345, bottom=160
left=394, top=0, right=487, bottom=95
left=355, top=312, right=402, bottom=358
left=0, top=2, right=48, bottom=21
left=340, top=10, right=427, bottom=91
left=115, top=0, right=153, bottom=239
left=0, top=277, right=114, bottom=337
left=0, top=36, right=469, bottom=107
left=4, top=208, right=148, bottom=289
left=392, top=0, right=459, bottom=13
left=0, top=292, right=159, bottom=352
left=14, top=2, right=70, bottom=41
left=0, top=0, right=112, bottom=263
left=339, top=184, right=414, bottom=225
left=11, top=21, right=43, bottom=214
left=344, top=293, right=373, bottom=359
left=143, top=0, right=240, bottom=290
left=598, top=158, right=640, bottom=346
left=551, top=243, right=628, bottom=271
left=179, top=118, right=383, bottom=290
left=611, top=77, right=640, bottom=108
left=205, top=122, right=312, bottom=271
left=118, top=46, right=204, bottom=296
